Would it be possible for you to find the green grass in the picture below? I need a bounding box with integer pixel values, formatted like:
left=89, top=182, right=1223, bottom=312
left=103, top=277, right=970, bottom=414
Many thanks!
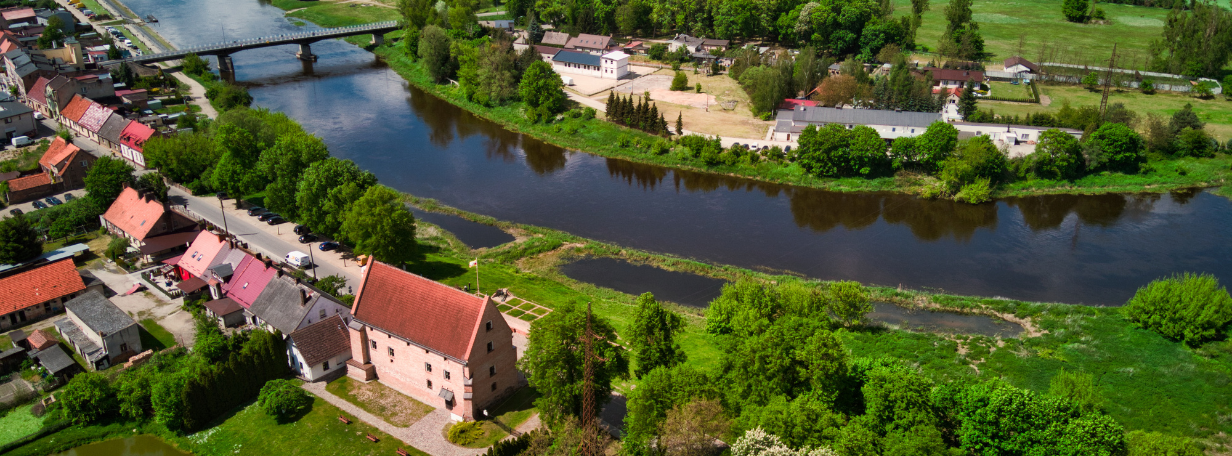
left=324, top=376, right=433, bottom=427
left=76, top=0, right=107, bottom=19
left=1001, top=155, right=1232, bottom=197
left=139, top=319, right=177, bottom=350
left=279, top=1, right=398, bottom=28
left=0, top=405, right=44, bottom=446
left=446, top=420, right=505, bottom=448
left=117, top=26, right=152, bottom=54
left=490, top=387, right=538, bottom=430
left=0, top=334, right=12, bottom=351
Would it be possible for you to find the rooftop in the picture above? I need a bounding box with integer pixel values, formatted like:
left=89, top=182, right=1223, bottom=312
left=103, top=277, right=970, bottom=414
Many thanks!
left=38, top=136, right=81, bottom=171
left=553, top=49, right=600, bottom=67
left=26, top=328, right=57, bottom=351
left=290, top=314, right=350, bottom=367
left=0, top=258, right=84, bottom=316
left=222, top=254, right=277, bottom=308
left=33, top=344, right=76, bottom=373
left=178, top=231, right=232, bottom=280
left=60, top=94, right=91, bottom=122
left=6, top=172, right=50, bottom=191
left=566, top=33, right=611, bottom=50
left=102, top=186, right=171, bottom=240
left=65, top=290, right=137, bottom=337
left=779, top=105, right=942, bottom=130
left=249, top=275, right=343, bottom=334
left=204, top=297, right=244, bottom=316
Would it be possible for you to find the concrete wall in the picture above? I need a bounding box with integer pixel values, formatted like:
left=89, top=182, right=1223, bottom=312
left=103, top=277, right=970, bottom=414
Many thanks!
left=1, top=111, right=38, bottom=139
left=553, top=61, right=601, bottom=79
left=0, top=294, right=73, bottom=331
left=104, top=324, right=141, bottom=363
left=290, top=343, right=353, bottom=382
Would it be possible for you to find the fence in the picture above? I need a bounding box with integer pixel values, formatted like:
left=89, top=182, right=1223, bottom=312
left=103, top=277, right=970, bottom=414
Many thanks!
left=1037, top=63, right=1222, bottom=94
left=142, top=269, right=183, bottom=299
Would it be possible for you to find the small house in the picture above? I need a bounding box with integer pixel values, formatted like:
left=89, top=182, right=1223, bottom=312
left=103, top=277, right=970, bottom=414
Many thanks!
left=33, top=344, right=79, bottom=381
left=1003, top=56, right=1039, bottom=74
left=288, top=314, right=352, bottom=382
left=564, top=34, right=612, bottom=55
left=540, top=31, right=570, bottom=47
left=772, top=105, right=942, bottom=142
left=38, top=136, right=94, bottom=190
left=0, top=258, right=88, bottom=332
left=55, top=290, right=142, bottom=370
left=204, top=297, right=245, bottom=328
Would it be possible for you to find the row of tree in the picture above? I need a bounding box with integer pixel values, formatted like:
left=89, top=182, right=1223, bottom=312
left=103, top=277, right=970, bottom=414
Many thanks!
left=605, top=93, right=669, bottom=135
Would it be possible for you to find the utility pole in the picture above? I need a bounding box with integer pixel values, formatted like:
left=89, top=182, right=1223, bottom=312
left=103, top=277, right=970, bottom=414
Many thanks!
left=1099, top=43, right=1118, bottom=121
left=581, top=301, right=596, bottom=456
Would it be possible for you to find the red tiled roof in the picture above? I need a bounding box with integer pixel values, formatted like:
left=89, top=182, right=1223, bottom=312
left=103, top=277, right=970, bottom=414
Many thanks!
left=6, top=172, right=50, bottom=191
left=222, top=254, right=276, bottom=308
left=1, top=7, right=35, bottom=22
left=779, top=98, right=819, bottom=110
left=290, top=314, right=351, bottom=367
left=78, top=103, right=111, bottom=133
left=38, top=137, right=80, bottom=171
left=119, top=121, right=155, bottom=152
left=27, top=77, right=48, bottom=104
left=352, top=261, right=489, bottom=360
left=60, top=95, right=91, bottom=123
left=923, top=67, right=985, bottom=83
left=0, top=258, right=86, bottom=316
left=178, top=231, right=231, bottom=280
left=27, top=329, right=57, bottom=351
left=102, top=187, right=170, bottom=240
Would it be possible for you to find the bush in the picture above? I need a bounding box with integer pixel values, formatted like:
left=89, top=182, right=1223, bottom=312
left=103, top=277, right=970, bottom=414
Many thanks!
left=1124, top=273, right=1232, bottom=346
left=1086, top=123, right=1145, bottom=172
left=1140, top=79, right=1155, bottom=94
left=448, top=420, right=486, bottom=445
left=695, top=83, right=702, bottom=93
left=671, top=71, right=688, bottom=91
left=938, top=136, right=1008, bottom=191
left=258, top=379, right=312, bottom=422
left=955, top=178, right=992, bottom=203
left=58, top=372, right=118, bottom=424
left=647, top=43, right=667, bottom=60
left=105, top=237, right=130, bottom=261
left=1126, top=430, right=1203, bottom=456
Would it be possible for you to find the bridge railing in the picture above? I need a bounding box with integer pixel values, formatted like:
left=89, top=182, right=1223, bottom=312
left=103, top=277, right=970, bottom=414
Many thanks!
left=119, top=21, right=401, bottom=63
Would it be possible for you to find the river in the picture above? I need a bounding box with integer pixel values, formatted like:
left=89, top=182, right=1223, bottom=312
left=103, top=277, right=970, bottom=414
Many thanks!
left=118, top=0, right=1232, bottom=306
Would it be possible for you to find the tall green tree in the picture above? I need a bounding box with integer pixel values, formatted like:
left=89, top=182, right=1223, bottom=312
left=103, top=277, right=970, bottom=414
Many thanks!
left=143, top=132, right=220, bottom=187
left=257, top=131, right=330, bottom=219
left=419, top=25, right=453, bottom=83
left=1085, top=122, right=1144, bottom=173
left=1148, top=1, right=1232, bottom=78
left=518, top=302, right=629, bottom=423
left=339, top=185, right=418, bottom=265
left=0, top=215, right=43, bottom=264
left=1062, top=0, right=1089, bottom=22
left=210, top=124, right=266, bottom=197
left=957, top=79, right=978, bottom=120
left=627, top=293, right=686, bottom=378
left=623, top=364, right=718, bottom=454
left=518, top=60, right=566, bottom=122
left=58, top=372, right=118, bottom=424
left=1028, top=129, right=1084, bottom=180
left=84, top=156, right=136, bottom=208
left=135, top=172, right=169, bottom=202
left=296, top=158, right=377, bottom=237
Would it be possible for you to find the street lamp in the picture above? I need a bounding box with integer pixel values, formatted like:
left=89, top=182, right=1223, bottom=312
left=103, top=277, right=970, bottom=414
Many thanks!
left=215, top=192, right=229, bottom=239
left=308, top=242, right=317, bottom=280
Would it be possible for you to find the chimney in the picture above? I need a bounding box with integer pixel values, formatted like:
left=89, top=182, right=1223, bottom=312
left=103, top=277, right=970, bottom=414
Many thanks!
left=215, top=232, right=225, bottom=243
left=299, top=289, right=307, bottom=306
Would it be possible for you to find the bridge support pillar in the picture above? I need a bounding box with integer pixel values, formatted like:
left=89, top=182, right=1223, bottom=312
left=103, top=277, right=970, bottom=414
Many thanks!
left=217, top=54, right=236, bottom=81
left=371, top=33, right=384, bottom=46
left=296, top=43, right=317, bottom=61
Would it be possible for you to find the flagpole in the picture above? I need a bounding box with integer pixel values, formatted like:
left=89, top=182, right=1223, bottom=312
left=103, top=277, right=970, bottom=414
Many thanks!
left=475, top=257, right=480, bottom=295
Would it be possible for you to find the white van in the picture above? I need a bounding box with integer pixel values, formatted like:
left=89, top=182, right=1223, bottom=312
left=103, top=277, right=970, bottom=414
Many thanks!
left=284, top=251, right=311, bottom=268
left=11, top=136, right=31, bottom=147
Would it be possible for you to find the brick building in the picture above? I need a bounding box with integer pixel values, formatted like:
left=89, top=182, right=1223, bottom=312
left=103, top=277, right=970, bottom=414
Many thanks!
left=100, top=186, right=198, bottom=263
left=38, top=136, right=94, bottom=190
left=346, top=261, right=520, bottom=421
left=0, top=258, right=88, bottom=331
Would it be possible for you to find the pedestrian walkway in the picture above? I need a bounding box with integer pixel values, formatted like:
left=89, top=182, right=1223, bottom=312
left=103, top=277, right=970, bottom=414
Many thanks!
left=301, top=381, right=485, bottom=456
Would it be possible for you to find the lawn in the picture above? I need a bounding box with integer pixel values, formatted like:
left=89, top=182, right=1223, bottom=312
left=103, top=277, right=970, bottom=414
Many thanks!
left=118, top=26, right=152, bottom=54
left=981, top=83, right=1232, bottom=140
left=324, top=376, right=433, bottom=427
left=896, top=0, right=1172, bottom=67
left=0, top=405, right=43, bottom=446
left=0, top=334, right=11, bottom=351
left=280, top=0, right=398, bottom=28
left=441, top=386, right=541, bottom=447
left=139, top=319, right=177, bottom=350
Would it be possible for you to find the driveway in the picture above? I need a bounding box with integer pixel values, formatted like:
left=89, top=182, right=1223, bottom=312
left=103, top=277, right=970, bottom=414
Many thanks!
left=85, top=262, right=197, bottom=346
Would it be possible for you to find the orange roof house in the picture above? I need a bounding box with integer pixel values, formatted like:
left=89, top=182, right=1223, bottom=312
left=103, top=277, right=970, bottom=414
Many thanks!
left=346, top=261, right=519, bottom=421
left=101, top=186, right=196, bottom=246
left=5, top=172, right=49, bottom=192
left=38, top=137, right=81, bottom=171
left=0, top=258, right=87, bottom=331
left=59, top=94, right=91, bottom=123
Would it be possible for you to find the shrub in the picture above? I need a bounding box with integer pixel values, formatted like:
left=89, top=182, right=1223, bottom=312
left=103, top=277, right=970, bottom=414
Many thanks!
left=1140, top=79, right=1155, bottom=94
left=1086, top=123, right=1145, bottom=172
left=258, top=379, right=313, bottom=422
left=1027, top=129, right=1085, bottom=180
left=105, top=237, right=130, bottom=261
left=955, top=178, right=992, bottom=203
left=1124, top=273, right=1232, bottom=346
left=58, top=372, right=118, bottom=424
left=695, top=83, right=702, bottom=93
left=1126, top=430, right=1203, bottom=456
left=448, top=420, right=486, bottom=445
left=671, top=71, right=688, bottom=91
left=938, top=136, right=1008, bottom=191
left=648, top=43, right=667, bottom=60
left=1173, top=128, right=1215, bottom=158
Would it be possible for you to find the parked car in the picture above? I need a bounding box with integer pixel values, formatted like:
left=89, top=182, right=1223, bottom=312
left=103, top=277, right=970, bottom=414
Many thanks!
left=33, top=112, right=43, bottom=120
left=32, top=201, right=47, bottom=209
left=247, top=206, right=265, bottom=216
left=293, top=224, right=310, bottom=235
left=9, top=208, right=22, bottom=216
left=298, top=234, right=317, bottom=243
left=11, top=136, right=30, bottom=147
left=64, top=193, right=75, bottom=201
left=266, top=216, right=286, bottom=225
left=319, top=241, right=340, bottom=251
left=284, top=251, right=311, bottom=268
left=45, top=196, right=62, bottom=206
left=256, top=212, right=279, bottom=222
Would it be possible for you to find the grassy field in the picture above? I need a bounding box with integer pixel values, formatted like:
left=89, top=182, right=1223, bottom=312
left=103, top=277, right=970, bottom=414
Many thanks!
left=271, top=0, right=398, bottom=28
left=118, top=26, right=152, bottom=54
left=325, top=376, right=433, bottom=427
left=983, top=83, right=1232, bottom=140
left=895, top=0, right=1173, bottom=68
left=0, top=405, right=43, bottom=447
left=139, top=319, right=177, bottom=350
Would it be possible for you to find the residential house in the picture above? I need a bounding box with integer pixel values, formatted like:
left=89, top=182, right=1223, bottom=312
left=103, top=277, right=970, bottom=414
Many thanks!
left=1003, top=56, right=1039, bottom=74
left=247, top=273, right=351, bottom=335
left=827, top=63, right=842, bottom=77
left=24, top=76, right=49, bottom=113
left=772, top=105, right=942, bottom=142
left=5, top=172, right=55, bottom=204
left=699, top=38, right=729, bottom=52
left=97, top=113, right=129, bottom=153
left=42, top=75, right=78, bottom=117
left=1, top=7, right=38, bottom=27
left=25, top=328, right=58, bottom=351
left=38, top=136, right=95, bottom=189
left=952, top=122, right=1083, bottom=158
left=100, top=185, right=199, bottom=263
left=539, top=31, right=570, bottom=47
left=622, top=41, right=647, bottom=55
left=119, top=120, right=155, bottom=167
left=346, top=261, right=520, bottom=422
left=0, top=258, right=88, bottom=331
left=58, top=94, right=90, bottom=128
left=116, top=89, right=147, bottom=108
left=668, top=35, right=728, bottom=54
left=36, top=9, right=76, bottom=32
left=77, top=101, right=111, bottom=143
left=564, top=34, right=612, bottom=54
left=551, top=50, right=628, bottom=80
left=533, top=45, right=559, bottom=62
left=55, top=290, right=141, bottom=370
left=924, top=67, right=985, bottom=93
left=72, top=72, right=115, bottom=99
left=4, top=50, right=44, bottom=97
left=478, top=19, right=513, bottom=31
left=220, top=254, right=277, bottom=314
left=288, top=314, right=352, bottom=382
left=173, top=230, right=234, bottom=296
left=203, top=297, right=246, bottom=328
left=0, top=101, right=37, bottom=141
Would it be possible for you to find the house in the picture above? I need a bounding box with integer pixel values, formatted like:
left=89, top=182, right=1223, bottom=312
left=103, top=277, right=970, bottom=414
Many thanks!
left=55, top=290, right=141, bottom=370
left=699, top=38, right=729, bottom=52
left=97, top=114, right=129, bottom=152
left=59, top=94, right=90, bottom=127
left=173, top=230, right=233, bottom=296
left=0, top=258, right=88, bottom=331
left=24, top=76, right=49, bottom=112
left=248, top=273, right=352, bottom=335
left=4, top=171, right=55, bottom=203
left=952, top=122, right=1083, bottom=158
left=203, top=297, right=246, bottom=328
left=551, top=50, right=628, bottom=80
left=115, top=89, right=147, bottom=108
left=622, top=41, right=647, bottom=55
left=288, top=314, right=352, bottom=382
left=923, top=67, right=985, bottom=92
left=76, top=101, right=111, bottom=143
left=220, top=254, right=277, bottom=313
left=478, top=19, right=513, bottom=31
left=118, top=120, right=155, bottom=167
left=346, top=261, right=519, bottom=422
left=565, top=34, right=612, bottom=54
left=772, top=105, right=942, bottom=142
left=38, top=136, right=94, bottom=190
left=533, top=45, right=559, bottom=62
left=1003, top=56, right=1039, bottom=74
left=72, top=73, right=116, bottom=99
left=0, top=100, right=36, bottom=141
left=36, top=9, right=76, bottom=32
left=1, top=7, right=38, bottom=26
left=668, top=35, right=728, bottom=54
left=539, top=31, right=570, bottom=47
left=100, top=186, right=199, bottom=262
left=42, top=75, right=77, bottom=117
left=828, top=63, right=842, bottom=77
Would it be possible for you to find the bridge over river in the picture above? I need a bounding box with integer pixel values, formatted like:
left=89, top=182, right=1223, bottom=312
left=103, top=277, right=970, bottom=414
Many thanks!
left=102, top=20, right=401, bottom=75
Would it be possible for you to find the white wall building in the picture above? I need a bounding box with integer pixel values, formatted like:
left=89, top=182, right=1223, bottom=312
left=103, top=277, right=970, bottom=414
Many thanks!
left=551, top=50, right=628, bottom=80
left=288, top=314, right=352, bottom=382
left=772, top=105, right=942, bottom=142
left=952, top=123, right=1083, bottom=158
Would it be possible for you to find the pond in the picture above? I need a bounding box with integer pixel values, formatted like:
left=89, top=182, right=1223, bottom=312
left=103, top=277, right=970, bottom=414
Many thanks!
left=867, top=302, right=1024, bottom=337
left=560, top=257, right=727, bottom=308
left=55, top=436, right=190, bottom=456
left=409, top=207, right=514, bottom=250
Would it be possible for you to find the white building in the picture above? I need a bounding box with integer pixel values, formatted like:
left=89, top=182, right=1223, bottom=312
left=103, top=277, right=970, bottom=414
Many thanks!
left=288, top=314, right=352, bottom=382
left=952, top=123, right=1083, bottom=158
left=550, top=50, right=628, bottom=80
left=772, top=105, right=942, bottom=142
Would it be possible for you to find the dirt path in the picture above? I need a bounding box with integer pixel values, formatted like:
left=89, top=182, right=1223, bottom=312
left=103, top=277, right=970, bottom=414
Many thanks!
left=169, top=72, right=219, bottom=119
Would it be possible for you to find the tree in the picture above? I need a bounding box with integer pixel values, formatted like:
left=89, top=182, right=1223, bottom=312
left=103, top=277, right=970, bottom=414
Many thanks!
left=105, top=236, right=130, bottom=261
left=1174, top=127, right=1215, bottom=158
left=106, top=43, right=122, bottom=60
left=1063, top=0, right=1089, bottom=22
left=419, top=25, right=453, bottom=83
left=84, top=156, right=136, bottom=208
left=1086, top=122, right=1144, bottom=173
left=623, top=364, right=719, bottom=453
left=659, top=399, right=732, bottom=456
left=59, top=372, right=118, bottom=424
left=315, top=275, right=348, bottom=296
left=912, top=122, right=959, bottom=172
left=1028, top=129, right=1084, bottom=180
left=518, top=302, right=629, bottom=423
left=143, top=132, right=220, bottom=187
left=1126, top=430, right=1203, bottom=456
left=182, top=53, right=210, bottom=76
left=671, top=71, right=689, bottom=91
left=827, top=281, right=871, bottom=326
left=258, top=131, right=329, bottom=219
left=518, top=60, right=566, bottom=122
left=296, top=158, right=377, bottom=237
left=815, top=75, right=859, bottom=107
left=472, top=41, right=520, bottom=106
left=1140, top=79, right=1155, bottom=94
left=795, top=124, right=891, bottom=177
left=37, top=16, right=66, bottom=49
left=945, top=0, right=974, bottom=34
left=0, top=215, right=43, bottom=263
left=862, top=367, right=936, bottom=434
left=676, top=112, right=684, bottom=135
left=1081, top=72, right=1100, bottom=91
left=723, top=318, right=846, bottom=409
left=958, top=79, right=978, bottom=120
left=210, top=124, right=266, bottom=197
left=204, top=84, right=253, bottom=111
left=938, top=136, right=1007, bottom=191
left=740, top=65, right=791, bottom=118
left=396, top=0, right=437, bottom=29
left=1169, top=103, right=1204, bottom=134
left=628, top=293, right=686, bottom=378
left=1124, top=272, right=1232, bottom=346
left=135, top=172, right=169, bottom=202
left=258, top=379, right=313, bottom=422
left=340, top=185, right=418, bottom=265
left=1148, top=2, right=1232, bottom=78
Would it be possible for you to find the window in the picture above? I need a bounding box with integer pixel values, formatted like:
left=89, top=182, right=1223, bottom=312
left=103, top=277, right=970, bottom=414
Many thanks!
left=323, top=360, right=330, bottom=371
left=485, top=321, right=492, bottom=332
left=1021, top=133, right=1029, bottom=139
left=491, top=382, right=497, bottom=391
left=120, top=343, right=128, bottom=353
left=388, top=347, right=395, bottom=357
left=427, top=380, right=433, bottom=389
left=487, top=342, right=493, bottom=353
left=911, top=129, right=915, bottom=133
left=489, top=366, right=495, bottom=377
left=370, top=340, right=376, bottom=350
left=319, top=309, right=326, bottom=319
left=445, top=371, right=451, bottom=380
left=425, top=362, right=432, bottom=372
left=892, top=128, right=896, bottom=132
